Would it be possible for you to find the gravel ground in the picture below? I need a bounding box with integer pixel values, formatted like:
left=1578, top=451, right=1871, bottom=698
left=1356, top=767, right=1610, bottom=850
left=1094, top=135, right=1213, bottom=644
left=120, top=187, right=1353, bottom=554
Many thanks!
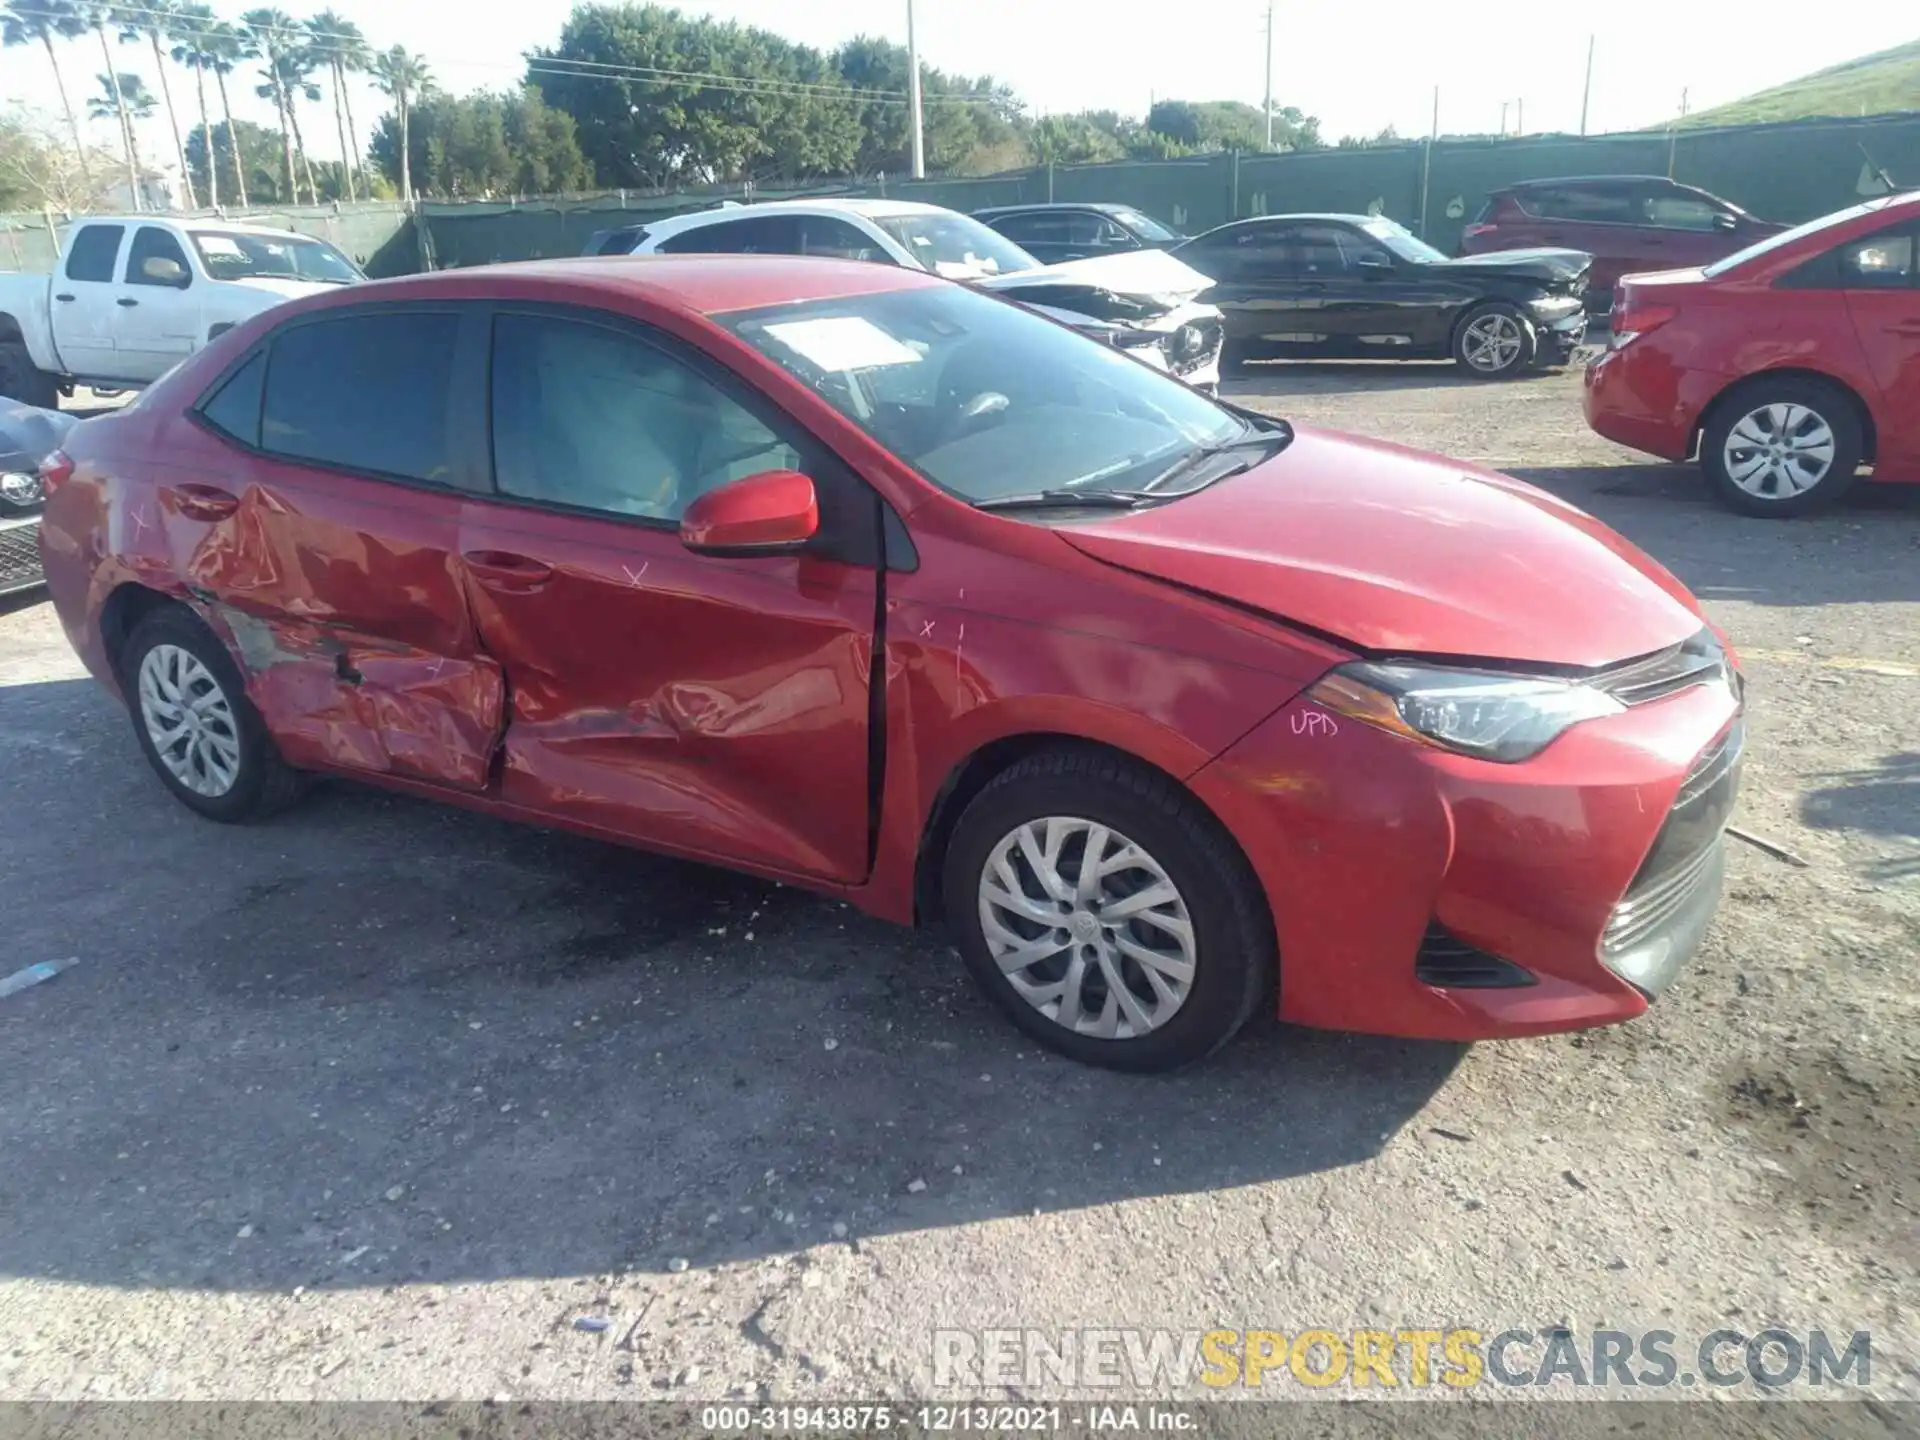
left=0, top=361, right=1916, bottom=1409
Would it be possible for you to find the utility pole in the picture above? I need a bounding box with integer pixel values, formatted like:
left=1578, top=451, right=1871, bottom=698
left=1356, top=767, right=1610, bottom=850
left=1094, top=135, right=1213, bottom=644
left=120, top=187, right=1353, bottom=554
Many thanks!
left=1418, top=85, right=1437, bottom=238
left=1579, top=34, right=1594, bottom=136
left=907, top=0, right=926, bottom=179
left=1500, top=100, right=1508, bottom=136
left=1263, top=0, right=1275, bottom=151
left=1516, top=97, right=1523, bottom=135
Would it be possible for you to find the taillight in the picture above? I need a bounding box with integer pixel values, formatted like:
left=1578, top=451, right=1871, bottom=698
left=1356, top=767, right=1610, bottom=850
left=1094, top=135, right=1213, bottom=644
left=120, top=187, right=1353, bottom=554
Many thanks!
left=1609, top=299, right=1678, bottom=351
left=38, top=449, right=74, bottom=495
left=1461, top=222, right=1495, bottom=241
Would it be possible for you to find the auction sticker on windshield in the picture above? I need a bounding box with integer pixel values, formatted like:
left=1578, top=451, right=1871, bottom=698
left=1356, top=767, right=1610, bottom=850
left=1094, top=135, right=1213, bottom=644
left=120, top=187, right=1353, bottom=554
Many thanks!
left=763, top=316, right=922, bottom=372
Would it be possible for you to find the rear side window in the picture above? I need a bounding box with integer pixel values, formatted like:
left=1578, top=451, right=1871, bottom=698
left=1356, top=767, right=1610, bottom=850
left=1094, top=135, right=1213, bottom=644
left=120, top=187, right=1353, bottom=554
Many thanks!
left=197, top=352, right=267, bottom=446
left=656, top=215, right=799, bottom=254
left=260, top=313, right=461, bottom=483
left=64, top=224, right=124, bottom=282
left=991, top=213, right=1068, bottom=244
left=1841, top=230, right=1916, bottom=287
left=1518, top=186, right=1637, bottom=224
left=798, top=216, right=885, bottom=261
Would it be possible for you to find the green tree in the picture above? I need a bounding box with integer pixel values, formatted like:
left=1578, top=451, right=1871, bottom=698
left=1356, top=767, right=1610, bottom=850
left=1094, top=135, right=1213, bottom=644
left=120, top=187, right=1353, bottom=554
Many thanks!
left=240, top=8, right=302, bottom=201
left=88, top=67, right=153, bottom=184
left=184, top=113, right=286, bottom=202
left=834, top=34, right=1022, bottom=177
left=1146, top=99, right=1321, bottom=153
left=203, top=18, right=251, bottom=205
left=2, top=0, right=93, bottom=192
left=122, top=0, right=195, bottom=205
left=0, top=104, right=116, bottom=209
left=371, top=44, right=429, bottom=202
left=75, top=2, right=141, bottom=207
left=368, top=87, right=590, bottom=197
left=168, top=3, right=222, bottom=206
left=305, top=11, right=369, bottom=200
left=1027, top=114, right=1124, bottom=167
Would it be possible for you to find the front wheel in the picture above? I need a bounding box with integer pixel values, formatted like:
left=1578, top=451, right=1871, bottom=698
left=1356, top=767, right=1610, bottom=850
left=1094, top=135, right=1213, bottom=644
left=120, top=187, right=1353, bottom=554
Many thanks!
left=1453, top=303, right=1536, bottom=379
left=120, top=605, right=307, bottom=822
left=1701, top=379, right=1863, bottom=517
left=942, top=749, right=1272, bottom=1071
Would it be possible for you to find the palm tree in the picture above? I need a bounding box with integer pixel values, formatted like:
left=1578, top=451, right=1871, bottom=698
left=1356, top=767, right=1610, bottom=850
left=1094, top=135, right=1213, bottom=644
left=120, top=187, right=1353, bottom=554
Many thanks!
left=88, top=69, right=154, bottom=184
left=372, top=45, right=428, bottom=205
left=168, top=2, right=220, bottom=207
left=122, top=0, right=194, bottom=207
left=76, top=1, right=140, bottom=209
left=2, top=0, right=93, bottom=193
left=240, top=8, right=300, bottom=202
left=204, top=19, right=249, bottom=206
left=304, top=11, right=367, bottom=201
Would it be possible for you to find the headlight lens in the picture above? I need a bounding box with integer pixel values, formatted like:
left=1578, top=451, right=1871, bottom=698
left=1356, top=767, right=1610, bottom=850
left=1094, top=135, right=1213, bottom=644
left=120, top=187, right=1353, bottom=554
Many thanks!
left=0, top=471, right=43, bottom=506
left=1307, top=661, right=1625, bottom=763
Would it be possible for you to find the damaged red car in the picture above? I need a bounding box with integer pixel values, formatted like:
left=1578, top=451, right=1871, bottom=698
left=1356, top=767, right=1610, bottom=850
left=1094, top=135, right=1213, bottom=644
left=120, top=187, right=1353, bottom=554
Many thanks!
left=38, top=256, right=1744, bottom=1070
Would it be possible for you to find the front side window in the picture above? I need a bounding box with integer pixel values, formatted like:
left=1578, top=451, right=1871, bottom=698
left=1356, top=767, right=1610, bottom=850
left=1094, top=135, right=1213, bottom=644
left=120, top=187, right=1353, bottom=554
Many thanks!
left=1111, top=207, right=1179, bottom=243
left=1359, top=217, right=1445, bottom=264
left=868, top=212, right=1039, bottom=278
left=1642, top=194, right=1725, bottom=232
left=989, top=212, right=1067, bottom=246
left=1707, top=196, right=1904, bottom=278
left=719, top=283, right=1240, bottom=507
left=127, top=226, right=193, bottom=288
left=190, top=230, right=361, bottom=284
left=798, top=217, right=887, bottom=262
left=490, top=312, right=800, bottom=522
left=260, top=312, right=460, bottom=482
left=64, top=224, right=125, bottom=283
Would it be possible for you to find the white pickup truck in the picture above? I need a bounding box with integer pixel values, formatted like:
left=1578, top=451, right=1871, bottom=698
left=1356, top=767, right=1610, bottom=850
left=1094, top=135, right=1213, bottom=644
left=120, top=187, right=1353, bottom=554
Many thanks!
left=0, top=216, right=364, bottom=407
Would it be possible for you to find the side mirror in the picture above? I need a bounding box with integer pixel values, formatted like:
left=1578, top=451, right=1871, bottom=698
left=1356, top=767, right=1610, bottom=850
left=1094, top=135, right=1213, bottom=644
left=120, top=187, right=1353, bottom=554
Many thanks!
left=1714, top=213, right=1739, bottom=233
left=142, top=255, right=189, bottom=286
left=679, top=469, right=819, bottom=558
left=1356, top=252, right=1394, bottom=276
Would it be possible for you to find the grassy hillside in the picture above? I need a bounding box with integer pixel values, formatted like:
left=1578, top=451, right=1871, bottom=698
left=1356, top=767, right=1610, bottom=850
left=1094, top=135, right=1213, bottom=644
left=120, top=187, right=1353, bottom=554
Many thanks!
left=1683, top=40, right=1920, bottom=126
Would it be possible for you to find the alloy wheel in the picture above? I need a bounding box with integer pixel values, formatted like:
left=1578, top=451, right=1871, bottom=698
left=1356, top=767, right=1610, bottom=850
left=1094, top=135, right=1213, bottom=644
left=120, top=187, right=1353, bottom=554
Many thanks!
left=977, top=816, right=1196, bottom=1039
left=1722, top=403, right=1836, bottom=499
left=1460, top=312, right=1525, bottom=373
left=137, top=643, right=242, bottom=797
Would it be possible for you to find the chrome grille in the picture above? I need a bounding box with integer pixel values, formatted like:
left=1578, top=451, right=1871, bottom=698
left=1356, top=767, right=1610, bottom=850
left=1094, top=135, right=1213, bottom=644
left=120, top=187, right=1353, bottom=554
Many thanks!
left=1595, top=628, right=1732, bottom=706
left=1603, top=838, right=1722, bottom=957
left=0, top=520, right=41, bottom=593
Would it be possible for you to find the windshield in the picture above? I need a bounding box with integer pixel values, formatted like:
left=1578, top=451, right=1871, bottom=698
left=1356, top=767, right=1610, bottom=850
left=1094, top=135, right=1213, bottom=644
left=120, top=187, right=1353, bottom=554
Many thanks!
left=720, top=283, right=1242, bottom=506
left=189, top=230, right=363, bottom=285
left=1702, top=196, right=1903, bottom=278
left=1113, top=207, right=1180, bottom=242
left=870, top=213, right=1040, bottom=279
left=1361, top=217, right=1447, bottom=264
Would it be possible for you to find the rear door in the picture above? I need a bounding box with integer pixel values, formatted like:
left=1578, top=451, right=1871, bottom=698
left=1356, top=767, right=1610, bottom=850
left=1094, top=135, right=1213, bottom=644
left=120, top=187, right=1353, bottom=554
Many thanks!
left=1513, top=182, right=1640, bottom=293
left=1837, top=223, right=1920, bottom=475
left=987, top=211, right=1073, bottom=264
left=50, top=222, right=127, bottom=379
left=174, top=304, right=504, bottom=787
left=456, top=304, right=880, bottom=883
left=115, top=225, right=201, bottom=380
left=1177, top=222, right=1317, bottom=350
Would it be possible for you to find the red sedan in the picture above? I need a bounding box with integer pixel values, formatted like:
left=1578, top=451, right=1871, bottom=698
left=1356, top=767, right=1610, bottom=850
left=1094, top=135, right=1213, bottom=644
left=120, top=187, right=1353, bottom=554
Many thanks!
left=38, top=256, right=1744, bottom=1070
left=1585, top=192, right=1920, bottom=516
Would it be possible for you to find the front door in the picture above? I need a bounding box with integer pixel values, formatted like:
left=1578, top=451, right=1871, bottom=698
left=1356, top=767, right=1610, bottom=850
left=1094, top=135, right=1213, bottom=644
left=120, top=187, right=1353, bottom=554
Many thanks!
left=50, top=221, right=127, bottom=380
left=458, top=306, right=879, bottom=883
left=167, top=304, right=505, bottom=788
left=115, top=224, right=201, bottom=380
left=1839, top=222, right=1920, bottom=476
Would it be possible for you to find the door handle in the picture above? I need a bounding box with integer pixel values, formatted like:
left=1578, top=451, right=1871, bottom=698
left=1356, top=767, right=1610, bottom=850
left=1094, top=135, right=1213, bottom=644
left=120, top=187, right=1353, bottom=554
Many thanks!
left=116, top=297, right=139, bottom=307
left=463, top=550, right=554, bottom=592
left=54, top=293, right=75, bottom=302
left=161, top=483, right=238, bottom=521
left=1888, top=321, right=1920, bottom=337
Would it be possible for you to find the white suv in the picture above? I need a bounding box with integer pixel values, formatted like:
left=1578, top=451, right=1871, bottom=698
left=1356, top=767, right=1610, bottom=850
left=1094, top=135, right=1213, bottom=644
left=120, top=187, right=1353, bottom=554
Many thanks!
left=613, top=199, right=1224, bottom=393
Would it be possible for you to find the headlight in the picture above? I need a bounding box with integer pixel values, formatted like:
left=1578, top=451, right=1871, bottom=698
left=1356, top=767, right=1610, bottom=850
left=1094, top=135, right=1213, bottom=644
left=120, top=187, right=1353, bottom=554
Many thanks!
left=1306, top=661, right=1624, bottom=763
left=1529, top=295, right=1582, bottom=317
left=0, top=471, right=43, bottom=506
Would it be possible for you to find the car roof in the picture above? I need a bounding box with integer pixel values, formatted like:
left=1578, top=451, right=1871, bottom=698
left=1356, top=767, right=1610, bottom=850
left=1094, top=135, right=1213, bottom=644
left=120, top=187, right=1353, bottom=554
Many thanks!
left=974, top=202, right=1135, bottom=218
left=301, top=254, right=942, bottom=318
left=72, top=215, right=322, bottom=239
left=1194, top=213, right=1383, bottom=232
left=646, top=197, right=954, bottom=234
left=1499, top=175, right=1677, bottom=191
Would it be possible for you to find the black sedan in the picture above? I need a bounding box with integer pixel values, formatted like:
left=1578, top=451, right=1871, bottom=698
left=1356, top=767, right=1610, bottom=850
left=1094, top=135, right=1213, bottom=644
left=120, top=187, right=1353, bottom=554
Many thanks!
left=972, top=202, right=1185, bottom=266
left=0, top=399, right=74, bottom=597
left=1170, top=213, right=1592, bottom=379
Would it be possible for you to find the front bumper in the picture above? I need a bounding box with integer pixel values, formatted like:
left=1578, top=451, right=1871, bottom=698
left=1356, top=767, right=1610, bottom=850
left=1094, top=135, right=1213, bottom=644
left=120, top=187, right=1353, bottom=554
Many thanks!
left=0, top=514, right=43, bottom=596
left=1191, top=657, right=1743, bottom=1041
left=1535, top=308, right=1589, bottom=366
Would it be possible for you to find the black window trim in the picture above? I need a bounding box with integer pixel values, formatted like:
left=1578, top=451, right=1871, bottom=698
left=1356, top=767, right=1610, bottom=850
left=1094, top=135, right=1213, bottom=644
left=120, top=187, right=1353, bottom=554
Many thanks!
left=64, top=222, right=127, bottom=284
left=1777, top=221, right=1920, bottom=293
left=477, top=299, right=892, bottom=568
left=125, top=224, right=196, bottom=289
left=186, top=301, right=488, bottom=497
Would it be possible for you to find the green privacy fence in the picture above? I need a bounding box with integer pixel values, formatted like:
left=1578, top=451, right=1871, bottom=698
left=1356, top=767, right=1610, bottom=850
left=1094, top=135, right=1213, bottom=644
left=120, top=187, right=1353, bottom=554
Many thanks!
left=3, top=111, right=1914, bottom=279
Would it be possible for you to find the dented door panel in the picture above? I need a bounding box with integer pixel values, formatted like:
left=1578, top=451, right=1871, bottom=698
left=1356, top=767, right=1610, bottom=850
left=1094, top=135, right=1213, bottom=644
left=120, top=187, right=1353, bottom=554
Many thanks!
left=458, top=502, right=876, bottom=883
left=160, top=450, right=503, bottom=789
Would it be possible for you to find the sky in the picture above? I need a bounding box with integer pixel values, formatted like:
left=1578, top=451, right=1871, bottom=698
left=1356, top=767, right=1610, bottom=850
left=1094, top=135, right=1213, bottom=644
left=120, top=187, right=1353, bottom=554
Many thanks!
left=2, top=0, right=1914, bottom=183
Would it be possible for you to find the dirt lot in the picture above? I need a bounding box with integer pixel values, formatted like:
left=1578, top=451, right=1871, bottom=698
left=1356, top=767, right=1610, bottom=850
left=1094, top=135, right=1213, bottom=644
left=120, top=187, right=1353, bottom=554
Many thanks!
left=0, top=361, right=1916, bottom=1409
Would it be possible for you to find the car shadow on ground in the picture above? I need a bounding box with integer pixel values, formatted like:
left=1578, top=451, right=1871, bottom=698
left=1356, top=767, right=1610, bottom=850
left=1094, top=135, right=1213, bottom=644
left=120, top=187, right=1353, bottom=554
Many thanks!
left=0, top=675, right=1466, bottom=1293
left=1503, top=465, right=1920, bottom=608
left=1800, top=751, right=1920, bottom=884
left=1225, top=360, right=1543, bottom=398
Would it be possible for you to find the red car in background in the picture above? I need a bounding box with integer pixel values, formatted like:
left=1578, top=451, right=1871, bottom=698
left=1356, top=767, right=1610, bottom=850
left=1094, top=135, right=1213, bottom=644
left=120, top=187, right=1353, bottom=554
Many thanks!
left=1584, top=193, right=1920, bottom=516
left=38, top=256, right=1742, bottom=1069
left=1463, top=176, right=1783, bottom=310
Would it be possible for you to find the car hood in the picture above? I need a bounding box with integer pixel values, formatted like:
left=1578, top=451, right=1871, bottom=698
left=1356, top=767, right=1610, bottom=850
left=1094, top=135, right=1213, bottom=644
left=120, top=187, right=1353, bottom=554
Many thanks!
left=1423, top=248, right=1593, bottom=285
left=974, top=249, right=1215, bottom=319
left=227, top=276, right=350, bottom=301
left=1054, top=426, right=1703, bottom=669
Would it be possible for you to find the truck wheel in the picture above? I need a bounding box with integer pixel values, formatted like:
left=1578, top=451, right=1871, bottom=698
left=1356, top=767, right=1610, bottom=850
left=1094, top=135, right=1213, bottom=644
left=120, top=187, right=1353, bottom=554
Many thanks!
left=0, top=343, right=58, bottom=409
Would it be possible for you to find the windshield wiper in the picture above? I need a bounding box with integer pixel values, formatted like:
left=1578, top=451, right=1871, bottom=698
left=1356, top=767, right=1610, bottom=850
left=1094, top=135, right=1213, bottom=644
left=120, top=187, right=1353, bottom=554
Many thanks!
left=1143, top=420, right=1292, bottom=493
left=974, top=488, right=1157, bottom=512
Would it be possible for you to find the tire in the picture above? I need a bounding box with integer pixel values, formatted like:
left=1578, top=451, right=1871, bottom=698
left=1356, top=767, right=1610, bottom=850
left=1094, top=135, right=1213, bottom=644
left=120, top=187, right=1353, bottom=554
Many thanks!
left=119, top=604, right=307, bottom=823
left=1218, top=338, right=1253, bottom=378
left=1452, top=301, right=1536, bottom=379
left=0, top=342, right=58, bottom=409
left=941, top=748, right=1272, bottom=1072
left=1701, top=377, right=1863, bottom=518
